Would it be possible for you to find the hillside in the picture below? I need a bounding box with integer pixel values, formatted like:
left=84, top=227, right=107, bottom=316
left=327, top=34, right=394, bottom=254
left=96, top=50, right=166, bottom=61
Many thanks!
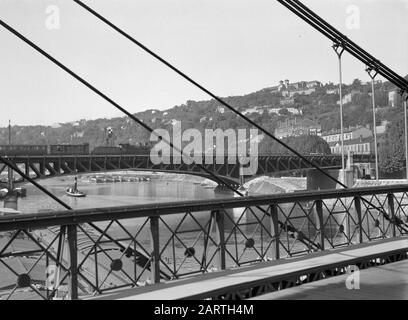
left=1, top=77, right=406, bottom=151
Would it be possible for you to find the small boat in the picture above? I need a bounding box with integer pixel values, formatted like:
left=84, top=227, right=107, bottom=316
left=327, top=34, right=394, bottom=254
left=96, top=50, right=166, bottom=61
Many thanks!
left=0, top=208, right=21, bottom=216
left=96, top=177, right=105, bottom=183
left=66, top=177, right=86, bottom=197
left=105, top=176, right=114, bottom=183
left=65, top=187, right=86, bottom=197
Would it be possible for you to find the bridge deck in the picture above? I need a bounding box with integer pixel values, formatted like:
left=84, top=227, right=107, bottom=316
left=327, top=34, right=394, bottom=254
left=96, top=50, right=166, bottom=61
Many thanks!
left=87, top=238, right=408, bottom=300
left=252, top=258, right=408, bottom=300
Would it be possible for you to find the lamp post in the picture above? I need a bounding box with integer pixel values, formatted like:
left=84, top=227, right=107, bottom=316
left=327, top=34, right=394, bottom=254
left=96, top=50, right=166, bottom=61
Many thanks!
left=404, top=94, right=408, bottom=182
left=333, top=43, right=345, bottom=184
left=7, top=120, right=13, bottom=191
left=366, top=67, right=379, bottom=180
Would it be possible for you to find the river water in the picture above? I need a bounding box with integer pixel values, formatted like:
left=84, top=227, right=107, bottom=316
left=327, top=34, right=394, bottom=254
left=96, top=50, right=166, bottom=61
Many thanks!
left=15, top=174, right=217, bottom=213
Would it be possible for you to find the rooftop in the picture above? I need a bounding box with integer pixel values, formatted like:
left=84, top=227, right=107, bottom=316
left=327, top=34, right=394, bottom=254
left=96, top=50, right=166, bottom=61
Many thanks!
left=323, top=126, right=371, bottom=136
left=328, top=136, right=373, bottom=147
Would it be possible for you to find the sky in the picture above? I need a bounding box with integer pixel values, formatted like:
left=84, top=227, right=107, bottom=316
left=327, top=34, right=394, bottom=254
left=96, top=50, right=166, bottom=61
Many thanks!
left=0, top=0, right=407, bottom=127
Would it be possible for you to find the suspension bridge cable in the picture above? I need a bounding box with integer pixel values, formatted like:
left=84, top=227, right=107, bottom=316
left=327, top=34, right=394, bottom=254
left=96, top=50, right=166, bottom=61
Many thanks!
left=289, top=0, right=408, bottom=89
left=73, top=0, right=348, bottom=190
left=278, top=0, right=408, bottom=93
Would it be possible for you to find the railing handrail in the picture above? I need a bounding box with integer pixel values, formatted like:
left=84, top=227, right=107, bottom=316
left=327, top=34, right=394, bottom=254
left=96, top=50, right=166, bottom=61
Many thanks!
left=5, top=153, right=367, bottom=158
left=0, top=184, right=407, bottom=231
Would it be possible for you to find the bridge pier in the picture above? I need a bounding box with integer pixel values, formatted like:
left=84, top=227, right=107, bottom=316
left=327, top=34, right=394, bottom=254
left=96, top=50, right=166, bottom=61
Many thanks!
left=306, top=168, right=354, bottom=191
left=1, top=166, right=22, bottom=213
left=306, top=162, right=355, bottom=243
left=39, top=161, right=45, bottom=175
left=213, top=187, right=245, bottom=231
left=214, top=184, right=235, bottom=194
left=3, top=194, right=18, bottom=211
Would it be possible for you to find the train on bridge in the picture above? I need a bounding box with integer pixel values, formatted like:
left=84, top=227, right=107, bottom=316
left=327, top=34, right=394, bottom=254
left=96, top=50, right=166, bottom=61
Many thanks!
left=0, top=143, right=153, bottom=156
left=0, top=144, right=375, bottom=169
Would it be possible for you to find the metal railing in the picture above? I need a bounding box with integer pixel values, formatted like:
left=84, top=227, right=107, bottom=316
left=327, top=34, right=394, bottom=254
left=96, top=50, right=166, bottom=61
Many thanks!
left=0, top=185, right=408, bottom=300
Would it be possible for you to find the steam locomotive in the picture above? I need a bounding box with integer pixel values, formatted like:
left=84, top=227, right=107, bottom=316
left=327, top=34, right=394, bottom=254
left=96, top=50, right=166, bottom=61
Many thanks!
left=0, top=142, right=153, bottom=156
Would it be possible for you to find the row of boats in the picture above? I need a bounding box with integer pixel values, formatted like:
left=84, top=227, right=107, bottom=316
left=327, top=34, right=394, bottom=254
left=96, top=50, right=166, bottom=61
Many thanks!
left=65, top=175, right=152, bottom=198
left=88, top=175, right=151, bottom=183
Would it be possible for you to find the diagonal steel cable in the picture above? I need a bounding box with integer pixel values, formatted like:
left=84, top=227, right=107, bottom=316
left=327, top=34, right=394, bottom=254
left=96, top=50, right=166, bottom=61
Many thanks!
left=278, top=0, right=408, bottom=93
left=73, top=0, right=348, bottom=189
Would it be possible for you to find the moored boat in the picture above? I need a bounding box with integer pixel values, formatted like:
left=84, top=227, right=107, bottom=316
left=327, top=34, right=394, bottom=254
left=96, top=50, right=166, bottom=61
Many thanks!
left=65, top=187, right=86, bottom=197
left=65, top=177, right=86, bottom=197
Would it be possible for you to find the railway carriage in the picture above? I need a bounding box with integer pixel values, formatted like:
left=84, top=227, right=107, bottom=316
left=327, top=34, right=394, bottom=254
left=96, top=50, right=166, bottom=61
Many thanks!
left=48, top=143, right=89, bottom=155
left=0, top=142, right=150, bottom=156
left=0, top=145, right=48, bottom=156
left=0, top=144, right=89, bottom=156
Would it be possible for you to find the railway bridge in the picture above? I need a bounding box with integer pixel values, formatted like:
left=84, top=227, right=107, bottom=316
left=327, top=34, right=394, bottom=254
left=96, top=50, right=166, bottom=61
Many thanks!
left=0, top=154, right=374, bottom=186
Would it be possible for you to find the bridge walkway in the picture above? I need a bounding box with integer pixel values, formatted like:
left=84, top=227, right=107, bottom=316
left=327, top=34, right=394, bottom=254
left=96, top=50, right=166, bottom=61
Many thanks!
left=87, top=238, right=408, bottom=300
left=252, top=259, right=408, bottom=300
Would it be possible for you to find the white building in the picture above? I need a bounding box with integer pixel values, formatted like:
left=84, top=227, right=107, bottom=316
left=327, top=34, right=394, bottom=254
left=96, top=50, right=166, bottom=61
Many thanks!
left=322, top=126, right=372, bottom=144
left=329, top=136, right=373, bottom=155
left=267, top=107, right=302, bottom=115
left=336, top=90, right=361, bottom=105
left=326, top=88, right=339, bottom=95
left=388, top=89, right=399, bottom=107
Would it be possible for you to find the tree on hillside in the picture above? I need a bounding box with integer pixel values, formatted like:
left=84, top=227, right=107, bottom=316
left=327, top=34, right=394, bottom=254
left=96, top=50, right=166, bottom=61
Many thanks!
left=278, top=108, right=290, bottom=116
left=259, top=135, right=331, bottom=155
left=351, top=78, right=362, bottom=90
left=379, top=118, right=405, bottom=174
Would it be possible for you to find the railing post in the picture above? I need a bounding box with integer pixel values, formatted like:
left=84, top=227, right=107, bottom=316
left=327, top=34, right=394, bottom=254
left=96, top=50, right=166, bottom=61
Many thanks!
left=354, top=196, right=363, bottom=243
left=270, top=204, right=280, bottom=260
left=149, top=216, right=161, bottom=284
left=212, top=210, right=226, bottom=270
left=315, top=200, right=325, bottom=250
left=67, top=224, right=78, bottom=300
left=388, top=193, right=396, bottom=237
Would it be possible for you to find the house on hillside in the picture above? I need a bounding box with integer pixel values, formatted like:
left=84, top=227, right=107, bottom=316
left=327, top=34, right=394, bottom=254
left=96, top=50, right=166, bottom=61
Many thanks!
left=242, top=106, right=264, bottom=115
left=336, top=89, right=361, bottom=105
left=264, top=79, right=322, bottom=97
left=280, top=79, right=322, bottom=98
left=388, top=88, right=400, bottom=107
left=321, top=126, right=372, bottom=144
left=328, top=136, right=373, bottom=155
left=267, top=107, right=302, bottom=116
left=280, top=97, right=295, bottom=106
left=326, top=88, right=339, bottom=95
left=274, top=118, right=321, bottom=139
left=375, top=120, right=389, bottom=135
